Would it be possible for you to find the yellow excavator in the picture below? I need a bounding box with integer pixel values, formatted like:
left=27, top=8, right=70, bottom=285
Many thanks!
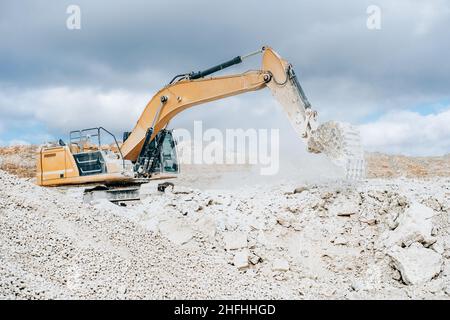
left=36, top=46, right=364, bottom=201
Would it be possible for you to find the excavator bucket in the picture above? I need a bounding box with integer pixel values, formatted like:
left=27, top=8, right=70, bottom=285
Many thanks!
left=307, top=121, right=366, bottom=179
left=262, top=47, right=366, bottom=179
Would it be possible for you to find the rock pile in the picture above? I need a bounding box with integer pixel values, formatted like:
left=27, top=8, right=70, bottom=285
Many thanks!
left=0, top=170, right=291, bottom=299
left=1, top=166, right=449, bottom=299
left=94, top=175, right=449, bottom=299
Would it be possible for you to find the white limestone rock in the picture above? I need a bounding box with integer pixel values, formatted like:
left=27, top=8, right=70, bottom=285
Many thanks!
left=223, top=231, right=248, bottom=250
left=233, top=251, right=249, bottom=270
left=272, top=259, right=290, bottom=272
left=388, top=243, right=443, bottom=285
left=159, top=220, right=194, bottom=245
left=384, top=202, right=436, bottom=248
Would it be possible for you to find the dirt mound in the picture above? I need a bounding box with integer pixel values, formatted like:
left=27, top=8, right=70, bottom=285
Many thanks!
left=0, top=145, right=37, bottom=178
left=0, top=169, right=288, bottom=299
left=2, top=166, right=449, bottom=299
left=366, top=152, right=450, bottom=178
left=1, top=145, right=449, bottom=180
left=108, top=175, right=449, bottom=299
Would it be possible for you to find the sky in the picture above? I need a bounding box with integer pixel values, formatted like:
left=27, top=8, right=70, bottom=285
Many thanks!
left=0, top=0, right=449, bottom=156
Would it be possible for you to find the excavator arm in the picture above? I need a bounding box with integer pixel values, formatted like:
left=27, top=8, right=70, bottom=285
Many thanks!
left=121, top=70, right=270, bottom=161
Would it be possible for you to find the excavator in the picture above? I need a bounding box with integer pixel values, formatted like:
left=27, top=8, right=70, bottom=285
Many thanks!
left=36, top=46, right=365, bottom=201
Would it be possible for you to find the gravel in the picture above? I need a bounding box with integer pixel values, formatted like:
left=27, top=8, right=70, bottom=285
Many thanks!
left=1, top=168, right=449, bottom=299
left=0, top=170, right=290, bottom=299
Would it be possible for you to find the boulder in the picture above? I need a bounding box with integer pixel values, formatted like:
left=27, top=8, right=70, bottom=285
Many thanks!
left=223, top=231, right=248, bottom=250
left=159, top=220, right=194, bottom=245
left=249, top=253, right=261, bottom=265
left=233, top=251, right=249, bottom=270
left=293, top=187, right=308, bottom=194
left=333, top=236, right=348, bottom=246
left=195, top=216, right=217, bottom=238
left=384, top=202, right=436, bottom=248
left=388, top=243, right=443, bottom=285
left=276, top=213, right=293, bottom=227
left=272, top=258, right=290, bottom=272
left=329, top=201, right=358, bottom=217
left=445, top=285, right=450, bottom=296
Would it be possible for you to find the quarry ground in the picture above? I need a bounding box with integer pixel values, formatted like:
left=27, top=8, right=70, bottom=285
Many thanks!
left=0, top=146, right=449, bottom=299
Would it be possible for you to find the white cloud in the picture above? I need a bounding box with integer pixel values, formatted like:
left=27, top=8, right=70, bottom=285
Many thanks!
left=359, top=108, right=450, bottom=156
left=0, top=139, right=30, bottom=147
left=7, top=139, right=31, bottom=146
left=1, top=85, right=450, bottom=157
left=0, top=86, right=151, bottom=137
left=412, top=1, right=450, bottom=36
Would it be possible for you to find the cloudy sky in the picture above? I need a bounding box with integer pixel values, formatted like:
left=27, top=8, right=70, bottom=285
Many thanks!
left=0, top=0, right=449, bottom=156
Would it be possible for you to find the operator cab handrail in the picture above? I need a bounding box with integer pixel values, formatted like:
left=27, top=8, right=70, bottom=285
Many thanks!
left=69, top=127, right=125, bottom=170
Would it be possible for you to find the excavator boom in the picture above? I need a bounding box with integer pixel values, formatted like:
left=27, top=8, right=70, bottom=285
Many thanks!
left=120, top=70, right=270, bottom=161
left=120, top=47, right=307, bottom=162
